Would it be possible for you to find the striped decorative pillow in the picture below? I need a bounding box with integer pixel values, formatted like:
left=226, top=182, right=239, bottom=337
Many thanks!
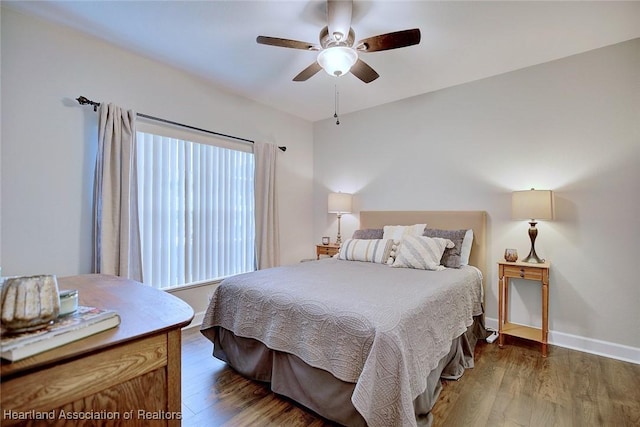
left=423, top=228, right=467, bottom=268
left=391, top=235, right=455, bottom=271
left=337, top=239, right=395, bottom=264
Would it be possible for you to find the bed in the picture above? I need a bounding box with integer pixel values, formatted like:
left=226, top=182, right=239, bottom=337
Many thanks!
left=201, top=211, right=488, bottom=427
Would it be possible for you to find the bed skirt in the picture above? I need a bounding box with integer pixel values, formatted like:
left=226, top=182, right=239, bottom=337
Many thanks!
left=202, top=315, right=486, bottom=427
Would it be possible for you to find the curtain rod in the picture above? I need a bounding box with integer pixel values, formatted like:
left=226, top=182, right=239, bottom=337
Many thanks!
left=76, top=96, right=286, bottom=152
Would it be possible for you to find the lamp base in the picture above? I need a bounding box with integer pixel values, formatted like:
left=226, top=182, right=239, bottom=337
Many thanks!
left=522, top=221, right=545, bottom=263
left=522, top=251, right=545, bottom=264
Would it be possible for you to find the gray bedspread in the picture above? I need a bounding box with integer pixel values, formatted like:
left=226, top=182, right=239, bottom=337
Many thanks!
left=201, top=258, right=483, bottom=427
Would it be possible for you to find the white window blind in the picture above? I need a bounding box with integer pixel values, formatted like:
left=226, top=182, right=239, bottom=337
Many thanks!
left=136, top=131, right=255, bottom=289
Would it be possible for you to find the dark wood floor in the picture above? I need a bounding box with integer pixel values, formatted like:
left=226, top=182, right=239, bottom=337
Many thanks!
left=181, top=328, right=640, bottom=426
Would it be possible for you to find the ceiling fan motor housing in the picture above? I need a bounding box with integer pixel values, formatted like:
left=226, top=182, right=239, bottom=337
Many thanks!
left=320, top=26, right=355, bottom=49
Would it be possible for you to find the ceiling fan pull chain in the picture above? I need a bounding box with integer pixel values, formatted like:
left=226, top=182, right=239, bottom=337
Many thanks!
left=334, top=83, right=340, bottom=125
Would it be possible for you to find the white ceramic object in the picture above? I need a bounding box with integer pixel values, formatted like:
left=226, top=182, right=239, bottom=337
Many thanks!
left=59, top=289, right=79, bottom=316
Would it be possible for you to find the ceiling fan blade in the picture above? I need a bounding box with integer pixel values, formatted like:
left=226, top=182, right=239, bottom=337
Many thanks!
left=293, top=62, right=323, bottom=82
left=256, top=36, right=320, bottom=51
left=350, top=58, right=379, bottom=83
left=356, top=28, right=421, bottom=53
left=327, top=0, right=353, bottom=43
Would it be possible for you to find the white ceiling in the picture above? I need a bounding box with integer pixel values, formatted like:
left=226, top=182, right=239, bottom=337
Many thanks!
left=5, top=1, right=640, bottom=122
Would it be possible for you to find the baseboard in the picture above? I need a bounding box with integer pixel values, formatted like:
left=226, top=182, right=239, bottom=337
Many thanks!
left=182, top=310, right=205, bottom=330
left=485, top=317, right=640, bottom=365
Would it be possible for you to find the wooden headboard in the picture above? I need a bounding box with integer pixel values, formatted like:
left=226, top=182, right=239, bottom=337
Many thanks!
left=360, top=211, right=487, bottom=286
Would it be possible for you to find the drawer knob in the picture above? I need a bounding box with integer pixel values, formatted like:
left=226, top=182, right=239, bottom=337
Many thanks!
left=519, top=268, right=525, bottom=278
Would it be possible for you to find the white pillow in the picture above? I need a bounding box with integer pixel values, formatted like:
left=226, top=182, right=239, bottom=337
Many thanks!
left=459, top=229, right=474, bottom=265
left=391, top=235, right=454, bottom=271
left=382, top=224, right=427, bottom=241
left=338, top=239, right=395, bottom=264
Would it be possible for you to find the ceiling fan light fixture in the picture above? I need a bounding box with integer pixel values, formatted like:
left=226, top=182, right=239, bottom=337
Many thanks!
left=317, top=46, right=358, bottom=77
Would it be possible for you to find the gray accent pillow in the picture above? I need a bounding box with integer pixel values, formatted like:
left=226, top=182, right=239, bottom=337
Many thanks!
left=352, top=228, right=384, bottom=239
left=422, top=228, right=467, bottom=268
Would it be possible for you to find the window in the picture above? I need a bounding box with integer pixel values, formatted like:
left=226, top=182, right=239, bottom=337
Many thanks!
left=136, top=130, right=255, bottom=289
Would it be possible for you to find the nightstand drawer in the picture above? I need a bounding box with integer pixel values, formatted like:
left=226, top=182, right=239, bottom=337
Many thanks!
left=503, top=265, right=544, bottom=280
left=318, top=247, right=335, bottom=255
left=316, top=244, right=340, bottom=259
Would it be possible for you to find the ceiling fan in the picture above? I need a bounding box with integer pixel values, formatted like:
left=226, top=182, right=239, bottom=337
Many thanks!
left=256, top=0, right=421, bottom=83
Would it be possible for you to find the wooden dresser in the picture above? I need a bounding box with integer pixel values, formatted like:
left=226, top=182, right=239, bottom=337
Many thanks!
left=1, top=274, right=194, bottom=426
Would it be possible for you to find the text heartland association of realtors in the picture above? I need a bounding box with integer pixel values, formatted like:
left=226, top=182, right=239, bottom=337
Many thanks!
left=2, top=409, right=182, bottom=421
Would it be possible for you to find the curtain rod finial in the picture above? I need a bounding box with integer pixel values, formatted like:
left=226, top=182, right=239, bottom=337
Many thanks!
left=76, top=96, right=100, bottom=111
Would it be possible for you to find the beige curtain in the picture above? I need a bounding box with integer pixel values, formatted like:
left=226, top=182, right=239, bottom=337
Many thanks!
left=93, top=103, right=143, bottom=281
left=253, top=141, right=280, bottom=269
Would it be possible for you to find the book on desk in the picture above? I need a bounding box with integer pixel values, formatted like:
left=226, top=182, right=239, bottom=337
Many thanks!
left=1, top=306, right=120, bottom=362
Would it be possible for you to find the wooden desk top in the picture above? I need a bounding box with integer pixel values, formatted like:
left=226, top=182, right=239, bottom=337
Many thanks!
left=498, top=259, right=550, bottom=268
left=1, top=274, right=194, bottom=378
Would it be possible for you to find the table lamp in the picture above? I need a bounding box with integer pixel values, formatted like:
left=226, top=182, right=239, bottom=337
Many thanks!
left=328, top=192, right=352, bottom=245
left=512, top=189, right=553, bottom=263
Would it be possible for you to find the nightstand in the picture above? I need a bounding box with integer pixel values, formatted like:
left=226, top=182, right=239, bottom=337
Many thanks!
left=316, top=244, right=340, bottom=259
left=498, top=259, right=551, bottom=357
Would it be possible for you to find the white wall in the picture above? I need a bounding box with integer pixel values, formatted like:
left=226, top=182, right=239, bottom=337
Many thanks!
left=314, top=39, right=640, bottom=361
left=1, top=8, right=315, bottom=318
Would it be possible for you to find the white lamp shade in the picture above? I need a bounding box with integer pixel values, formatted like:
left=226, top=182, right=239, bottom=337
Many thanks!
left=328, top=192, right=352, bottom=214
left=317, top=46, right=358, bottom=77
left=512, top=189, right=554, bottom=220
